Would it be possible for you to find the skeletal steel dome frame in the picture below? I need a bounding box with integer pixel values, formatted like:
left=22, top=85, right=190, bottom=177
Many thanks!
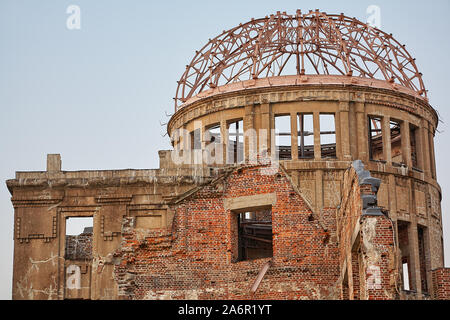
left=174, top=10, right=427, bottom=111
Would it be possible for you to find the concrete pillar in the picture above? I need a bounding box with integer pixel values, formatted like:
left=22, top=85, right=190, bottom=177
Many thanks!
left=244, top=104, right=255, bottom=161
left=313, top=112, right=321, bottom=160
left=414, top=125, right=424, bottom=171
left=290, top=112, right=298, bottom=160
left=382, top=117, right=392, bottom=165
left=270, top=109, right=276, bottom=160
left=408, top=179, right=422, bottom=295
left=408, top=221, right=422, bottom=295
left=220, top=119, right=229, bottom=165
left=261, top=103, right=271, bottom=157
left=401, top=121, right=412, bottom=168
left=339, top=101, right=351, bottom=161
left=355, top=102, right=368, bottom=162
left=420, top=120, right=431, bottom=177
left=428, top=126, right=437, bottom=179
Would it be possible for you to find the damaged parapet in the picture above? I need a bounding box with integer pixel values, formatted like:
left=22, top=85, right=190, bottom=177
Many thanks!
left=352, top=160, right=383, bottom=217
left=47, top=154, right=62, bottom=173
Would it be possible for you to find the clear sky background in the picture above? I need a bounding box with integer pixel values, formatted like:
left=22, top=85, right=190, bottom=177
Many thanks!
left=0, top=0, right=449, bottom=300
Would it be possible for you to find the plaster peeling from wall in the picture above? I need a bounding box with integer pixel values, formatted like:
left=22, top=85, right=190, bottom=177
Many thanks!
left=362, top=218, right=382, bottom=265
left=16, top=252, right=60, bottom=300
left=361, top=218, right=384, bottom=294
left=66, top=265, right=81, bottom=289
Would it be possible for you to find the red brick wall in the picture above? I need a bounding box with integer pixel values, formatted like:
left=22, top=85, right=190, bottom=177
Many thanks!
left=432, top=268, right=450, bottom=300
left=65, top=232, right=93, bottom=260
left=113, top=164, right=340, bottom=300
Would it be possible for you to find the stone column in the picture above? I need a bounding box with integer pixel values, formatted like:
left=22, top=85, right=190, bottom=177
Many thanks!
left=244, top=104, right=255, bottom=162
left=355, top=102, right=368, bottom=162
left=313, top=112, right=321, bottom=160
left=420, top=120, right=431, bottom=177
left=261, top=103, right=271, bottom=158
left=401, top=121, right=412, bottom=168
left=428, top=126, right=437, bottom=179
left=220, top=119, right=229, bottom=165
left=339, top=101, right=351, bottom=161
left=382, top=117, right=392, bottom=165
left=290, top=112, right=298, bottom=160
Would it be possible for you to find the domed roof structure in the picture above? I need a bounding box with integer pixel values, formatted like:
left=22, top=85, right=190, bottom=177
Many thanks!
left=174, top=10, right=426, bottom=110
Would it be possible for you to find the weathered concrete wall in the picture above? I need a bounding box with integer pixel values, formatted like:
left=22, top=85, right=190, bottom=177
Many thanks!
left=7, top=155, right=218, bottom=300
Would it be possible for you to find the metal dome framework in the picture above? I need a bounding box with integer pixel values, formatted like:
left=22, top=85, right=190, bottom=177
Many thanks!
left=174, top=10, right=427, bottom=111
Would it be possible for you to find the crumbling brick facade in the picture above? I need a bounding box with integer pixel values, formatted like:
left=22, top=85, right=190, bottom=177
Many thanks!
left=432, top=268, right=450, bottom=300
left=113, top=163, right=339, bottom=300
left=65, top=229, right=93, bottom=261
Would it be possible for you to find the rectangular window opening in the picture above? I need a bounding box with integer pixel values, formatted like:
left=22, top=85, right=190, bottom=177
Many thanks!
left=418, top=225, right=428, bottom=293
left=275, top=115, right=292, bottom=160
left=190, top=128, right=202, bottom=150
left=390, top=120, right=403, bottom=166
left=298, top=114, right=314, bottom=159
left=205, top=124, right=221, bottom=159
left=398, top=221, right=412, bottom=291
left=402, top=260, right=410, bottom=291
left=65, top=217, right=93, bottom=261
left=227, top=120, right=244, bottom=164
left=236, top=209, right=273, bottom=262
left=410, top=124, right=419, bottom=170
left=320, top=114, right=336, bottom=159
left=368, top=117, right=384, bottom=161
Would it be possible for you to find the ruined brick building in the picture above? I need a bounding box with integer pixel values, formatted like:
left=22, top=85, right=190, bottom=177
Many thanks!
left=7, top=11, right=450, bottom=300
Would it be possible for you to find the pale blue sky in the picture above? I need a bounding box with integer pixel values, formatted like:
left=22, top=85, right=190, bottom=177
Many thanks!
left=1, top=0, right=449, bottom=299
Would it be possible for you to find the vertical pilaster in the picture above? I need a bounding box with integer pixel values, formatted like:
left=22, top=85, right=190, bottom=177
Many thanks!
left=261, top=103, right=271, bottom=157
left=313, top=112, right=321, bottom=160
left=244, top=104, right=255, bottom=162
left=355, top=102, right=368, bottom=162
left=401, top=121, right=412, bottom=168
left=420, top=120, right=431, bottom=177
left=290, top=112, right=298, bottom=160
left=220, top=119, right=228, bottom=165
left=428, top=126, right=437, bottom=179
left=408, top=178, right=422, bottom=296
left=339, top=101, right=351, bottom=161
left=382, top=116, right=392, bottom=165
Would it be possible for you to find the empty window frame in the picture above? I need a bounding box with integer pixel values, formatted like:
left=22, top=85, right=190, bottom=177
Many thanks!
left=227, top=119, right=244, bottom=164
left=398, top=221, right=413, bottom=291
left=205, top=124, right=221, bottom=145
left=368, top=117, right=384, bottom=161
left=298, top=114, right=314, bottom=159
left=418, top=225, right=428, bottom=293
left=402, top=260, right=411, bottom=291
left=390, top=120, right=403, bottom=165
left=204, top=124, right=221, bottom=160
left=65, top=217, right=93, bottom=261
left=190, top=128, right=202, bottom=150
left=237, top=209, right=273, bottom=262
left=320, top=114, right=337, bottom=158
left=275, top=115, right=292, bottom=160
left=410, top=124, right=419, bottom=169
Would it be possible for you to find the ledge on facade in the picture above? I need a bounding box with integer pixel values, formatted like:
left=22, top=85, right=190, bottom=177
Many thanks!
left=5, top=153, right=221, bottom=195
